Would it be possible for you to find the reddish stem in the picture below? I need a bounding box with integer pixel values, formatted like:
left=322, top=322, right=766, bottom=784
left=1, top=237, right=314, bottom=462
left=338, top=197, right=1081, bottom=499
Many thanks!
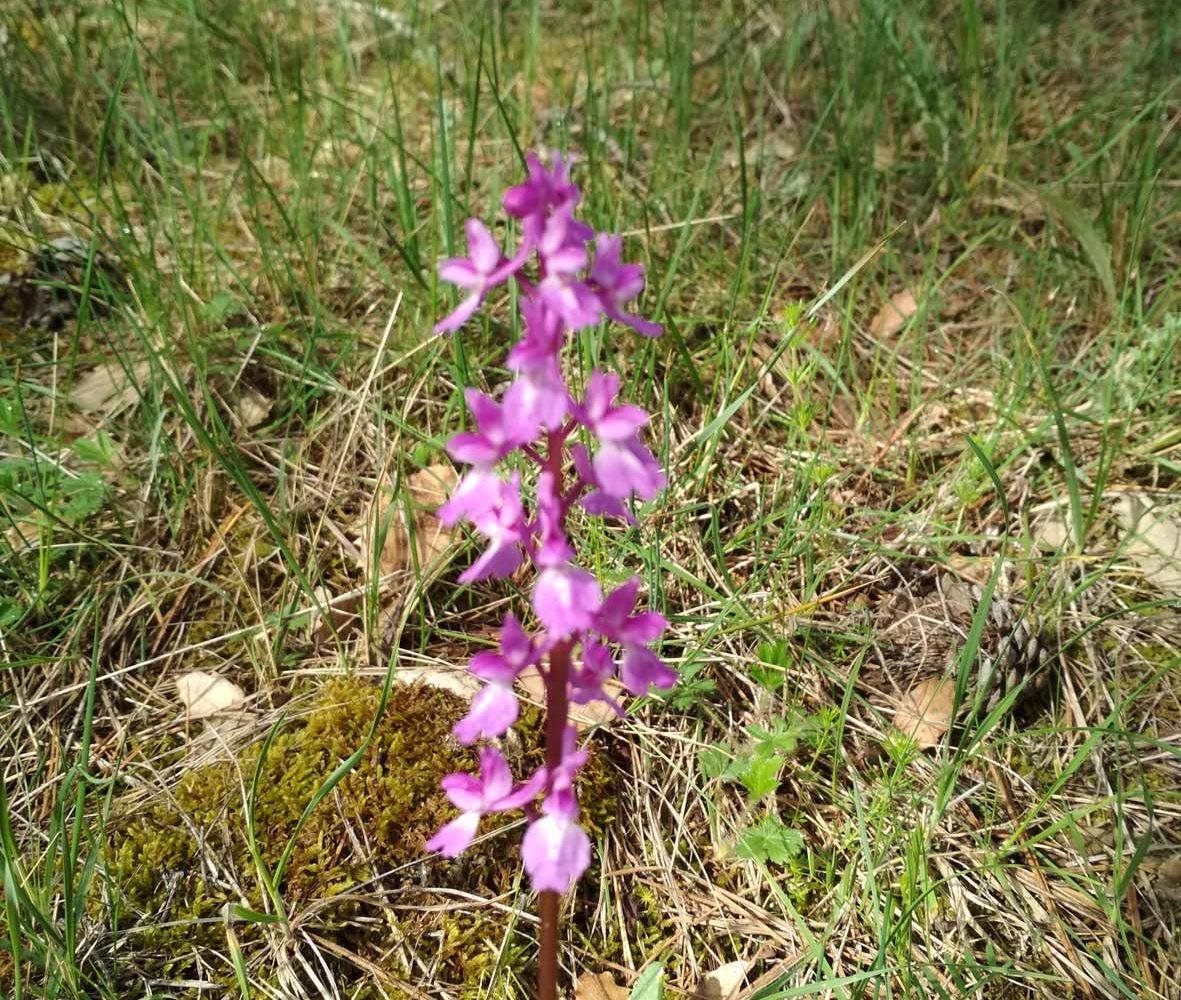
left=537, top=425, right=571, bottom=1000
left=538, top=889, right=559, bottom=1000
left=543, top=428, right=566, bottom=480
left=538, top=638, right=571, bottom=1000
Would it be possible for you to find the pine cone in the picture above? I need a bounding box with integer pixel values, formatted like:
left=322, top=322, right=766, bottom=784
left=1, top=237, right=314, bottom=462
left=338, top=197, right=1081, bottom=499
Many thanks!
left=854, top=568, right=1054, bottom=736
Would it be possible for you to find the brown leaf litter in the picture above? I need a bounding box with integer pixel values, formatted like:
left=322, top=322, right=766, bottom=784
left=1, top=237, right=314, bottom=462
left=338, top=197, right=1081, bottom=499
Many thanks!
left=852, top=568, right=1051, bottom=744
left=692, top=959, right=749, bottom=999
left=1144, top=854, right=1181, bottom=904
left=1113, top=492, right=1181, bottom=596
left=315, top=463, right=460, bottom=642
left=892, top=675, right=956, bottom=748
left=174, top=669, right=246, bottom=718
left=365, top=463, right=457, bottom=577
left=69, top=359, right=154, bottom=414
left=868, top=287, right=920, bottom=338
left=573, top=970, right=630, bottom=1000
left=517, top=663, right=626, bottom=732
left=174, top=669, right=253, bottom=743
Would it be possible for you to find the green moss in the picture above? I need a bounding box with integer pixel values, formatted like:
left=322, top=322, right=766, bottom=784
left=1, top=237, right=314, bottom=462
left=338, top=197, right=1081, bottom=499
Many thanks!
left=104, top=677, right=622, bottom=996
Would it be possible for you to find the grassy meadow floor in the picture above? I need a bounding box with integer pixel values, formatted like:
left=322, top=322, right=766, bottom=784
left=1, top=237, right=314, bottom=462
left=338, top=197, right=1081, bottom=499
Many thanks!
left=2, top=1, right=1180, bottom=997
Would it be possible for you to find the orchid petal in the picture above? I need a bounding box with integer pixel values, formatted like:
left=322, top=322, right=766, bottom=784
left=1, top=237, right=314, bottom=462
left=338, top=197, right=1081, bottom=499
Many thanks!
left=522, top=814, right=591, bottom=893
left=425, top=812, right=480, bottom=858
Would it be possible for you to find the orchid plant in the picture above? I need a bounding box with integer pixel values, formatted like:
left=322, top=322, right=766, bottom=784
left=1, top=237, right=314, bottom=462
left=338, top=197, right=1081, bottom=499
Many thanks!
left=424, top=153, right=672, bottom=994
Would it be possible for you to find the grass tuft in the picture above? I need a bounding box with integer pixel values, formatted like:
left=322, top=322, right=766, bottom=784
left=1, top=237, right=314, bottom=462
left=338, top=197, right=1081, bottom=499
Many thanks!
left=2, top=0, right=1179, bottom=997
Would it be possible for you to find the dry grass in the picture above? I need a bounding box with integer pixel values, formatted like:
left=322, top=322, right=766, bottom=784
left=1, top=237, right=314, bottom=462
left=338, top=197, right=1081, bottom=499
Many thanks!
left=1, top=0, right=1179, bottom=998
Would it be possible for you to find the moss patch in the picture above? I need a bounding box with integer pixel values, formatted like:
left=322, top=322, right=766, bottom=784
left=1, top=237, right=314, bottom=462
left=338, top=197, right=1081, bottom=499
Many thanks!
left=104, top=677, right=622, bottom=997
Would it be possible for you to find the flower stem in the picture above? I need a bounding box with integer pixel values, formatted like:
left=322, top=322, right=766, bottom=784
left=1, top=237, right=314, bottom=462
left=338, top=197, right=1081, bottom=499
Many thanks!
left=539, top=411, right=574, bottom=1000
left=539, top=637, right=571, bottom=1000
left=538, top=889, right=559, bottom=1000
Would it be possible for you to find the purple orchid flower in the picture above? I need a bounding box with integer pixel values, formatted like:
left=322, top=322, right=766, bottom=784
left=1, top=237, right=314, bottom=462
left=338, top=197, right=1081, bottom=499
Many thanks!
left=534, top=204, right=602, bottom=330
left=570, top=639, right=626, bottom=716
left=434, top=220, right=524, bottom=334
left=503, top=299, right=571, bottom=438
left=574, top=370, right=651, bottom=440
left=425, top=747, right=546, bottom=857
left=503, top=153, right=581, bottom=242
left=428, top=153, right=670, bottom=916
left=533, top=564, right=602, bottom=637
left=593, top=436, right=666, bottom=501
left=453, top=613, right=537, bottom=744
left=521, top=811, right=592, bottom=894
left=571, top=443, right=636, bottom=523
left=574, top=371, right=666, bottom=501
left=447, top=389, right=529, bottom=467
left=521, top=727, right=591, bottom=892
left=441, top=471, right=526, bottom=584
left=620, top=644, right=677, bottom=695
left=590, top=234, right=663, bottom=337
left=597, top=577, right=668, bottom=646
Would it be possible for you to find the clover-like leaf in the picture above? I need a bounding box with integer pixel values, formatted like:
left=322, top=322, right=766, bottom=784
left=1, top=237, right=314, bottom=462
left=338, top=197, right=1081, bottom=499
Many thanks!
left=738, top=754, right=782, bottom=802
left=736, top=816, right=804, bottom=864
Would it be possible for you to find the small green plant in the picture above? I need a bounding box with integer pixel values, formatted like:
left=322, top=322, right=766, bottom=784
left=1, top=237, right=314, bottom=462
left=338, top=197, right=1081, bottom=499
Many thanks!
left=700, top=714, right=813, bottom=801
left=627, top=963, right=664, bottom=1000
left=660, top=656, right=717, bottom=710
left=0, top=457, right=107, bottom=524
left=749, top=639, right=793, bottom=692
left=700, top=710, right=815, bottom=864
left=736, top=815, right=805, bottom=865
left=0, top=395, right=116, bottom=625
left=0, top=399, right=110, bottom=530
left=0, top=394, right=114, bottom=518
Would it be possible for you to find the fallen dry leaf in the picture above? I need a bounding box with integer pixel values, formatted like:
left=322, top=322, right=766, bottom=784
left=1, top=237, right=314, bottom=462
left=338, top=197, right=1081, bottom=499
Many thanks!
left=569, top=691, right=625, bottom=730
left=869, top=288, right=919, bottom=338
left=406, top=464, right=457, bottom=566
left=1113, top=494, right=1181, bottom=596
left=175, top=670, right=246, bottom=718
left=724, top=134, right=797, bottom=169
left=368, top=491, right=403, bottom=576
left=1154, top=855, right=1181, bottom=903
left=367, top=464, right=458, bottom=576
left=894, top=675, right=955, bottom=748
left=234, top=388, right=272, bottom=429
left=942, top=559, right=990, bottom=598
left=517, top=664, right=625, bottom=731
left=1030, top=501, right=1073, bottom=552
left=306, top=586, right=362, bottom=644
left=517, top=665, right=546, bottom=703
left=872, top=139, right=896, bottom=171
left=3, top=516, right=40, bottom=553
left=978, top=193, right=1047, bottom=223
left=69, top=360, right=153, bottom=414
left=1138, top=853, right=1181, bottom=906
left=396, top=664, right=481, bottom=701
left=693, top=960, right=749, bottom=1000
left=573, top=970, right=630, bottom=1000
left=408, top=463, right=455, bottom=508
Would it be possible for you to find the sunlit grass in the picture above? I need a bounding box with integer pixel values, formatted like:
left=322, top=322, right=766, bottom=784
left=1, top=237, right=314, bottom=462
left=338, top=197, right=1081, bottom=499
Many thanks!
left=1, top=0, right=1178, bottom=997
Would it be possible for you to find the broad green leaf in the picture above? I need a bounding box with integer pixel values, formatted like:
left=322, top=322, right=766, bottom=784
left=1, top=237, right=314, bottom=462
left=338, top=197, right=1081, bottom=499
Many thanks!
left=736, top=816, right=805, bottom=864
left=739, top=754, right=782, bottom=801
left=756, top=639, right=792, bottom=668
left=628, top=963, right=664, bottom=1000
left=1040, top=190, right=1116, bottom=305
left=749, top=717, right=803, bottom=756
left=749, top=662, right=785, bottom=692
left=698, top=744, right=732, bottom=780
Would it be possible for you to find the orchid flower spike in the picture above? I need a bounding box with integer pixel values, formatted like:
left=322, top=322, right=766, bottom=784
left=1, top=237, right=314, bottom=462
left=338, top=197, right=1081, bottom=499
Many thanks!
left=427, top=152, right=671, bottom=898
